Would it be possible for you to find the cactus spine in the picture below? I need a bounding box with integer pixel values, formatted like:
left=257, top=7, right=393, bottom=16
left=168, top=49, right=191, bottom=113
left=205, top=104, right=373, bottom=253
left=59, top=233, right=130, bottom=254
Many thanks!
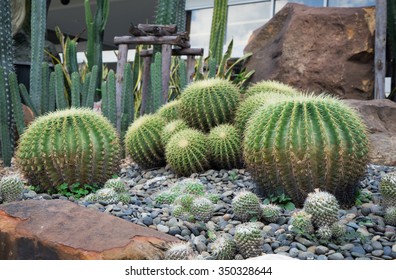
left=289, top=210, right=314, bottom=235
left=245, top=80, right=298, bottom=98
left=0, top=175, right=24, bottom=203
left=234, top=222, right=264, bottom=259
left=165, top=242, right=195, bottom=260
left=303, top=189, right=340, bottom=228
left=161, top=119, right=188, bottom=146
left=232, top=190, right=261, bottom=222
left=261, top=204, right=282, bottom=223
left=384, top=206, right=396, bottom=226
left=211, top=234, right=236, bottom=260
left=379, top=173, right=396, bottom=207
left=157, top=99, right=180, bottom=123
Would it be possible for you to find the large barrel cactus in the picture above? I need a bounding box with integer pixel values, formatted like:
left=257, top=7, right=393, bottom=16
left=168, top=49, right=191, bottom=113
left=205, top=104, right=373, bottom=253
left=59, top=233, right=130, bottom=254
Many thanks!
left=243, top=95, right=370, bottom=207
left=179, top=78, right=240, bottom=132
left=15, top=108, right=120, bottom=191
left=245, top=80, right=298, bottom=97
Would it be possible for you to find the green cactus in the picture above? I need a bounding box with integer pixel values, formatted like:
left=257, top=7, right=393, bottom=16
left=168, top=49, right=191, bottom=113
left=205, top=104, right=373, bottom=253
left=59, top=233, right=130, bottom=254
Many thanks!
left=165, top=128, right=210, bottom=176
left=243, top=95, right=370, bottom=207
left=9, top=72, right=25, bottom=135
left=41, top=62, right=51, bottom=115
left=232, top=190, right=261, bottom=222
left=171, top=204, right=191, bottom=220
left=15, top=108, right=120, bottom=191
left=117, top=192, right=131, bottom=205
left=104, top=178, right=126, bottom=193
left=124, top=114, right=166, bottom=169
left=121, top=63, right=135, bottom=138
left=178, top=59, right=188, bottom=91
left=161, top=119, right=189, bottom=146
left=85, top=65, right=99, bottom=108
left=211, top=234, right=236, bottom=260
left=54, top=64, right=67, bottom=110
left=181, top=179, right=206, bottom=196
left=289, top=210, right=314, bottom=235
left=316, top=225, right=332, bottom=240
left=331, top=222, right=347, bottom=239
left=208, top=124, right=242, bottom=169
left=175, top=0, right=186, bottom=32
left=303, top=189, right=340, bottom=229
left=234, top=222, right=264, bottom=259
left=164, top=242, right=195, bottom=260
left=104, top=69, right=117, bottom=127
left=157, top=99, right=181, bottom=123
left=207, top=193, right=220, bottom=204
left=261, top=204, right=282, bottom=223
left=155, top=190, right=180, bottom=205
left=84, top=192, right=98, bottom=203
left=179, top=78, right=240, bottom=132
left=173, top=193, right=195, bottom=211
left=245, top=80, right=299, bottom=98
left=384, top=206, right=396, bottom=226
left=70, top=72, right=81, bottom=108
left=95, top=187, right=119, bottom=204
left=190, top=197, right=214, bottom=222
left=150, top=52, right=163, bottom=113
left=66, top=38, right=79, bottom=75
left=0, top=175, right=24, bottom=203
left=209, top=0, right=228, bottom=65
left=379, top=173, right=396, bottom=208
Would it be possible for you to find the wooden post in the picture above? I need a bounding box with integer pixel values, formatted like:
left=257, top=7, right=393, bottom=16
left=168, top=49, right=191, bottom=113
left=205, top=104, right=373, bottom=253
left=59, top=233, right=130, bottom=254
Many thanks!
left=374, top=0, right=387, bottom=99
left=140, top=56, right=152, bottom=116
left=162, top=44, right=172, bottom=103
left=115, top=44, right=128, bottom=135
left=186, top=55, right=196, bottom=84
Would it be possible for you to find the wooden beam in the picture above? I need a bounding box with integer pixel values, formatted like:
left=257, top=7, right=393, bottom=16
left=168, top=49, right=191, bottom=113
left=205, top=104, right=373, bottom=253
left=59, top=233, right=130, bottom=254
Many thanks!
left=162, top=44, right=172, bottom=103
left=137, top=24, right=177, bottom=35
left=186, top=56, right=196, bottom=84
left=140, top=56, right=152, bottom=116
left=140, top=48, right=204, bottom=57
left=115, top=44, right=128, bottom=135
left=374, top=0, right=387, bottom=99
left=114, top=34, right=190, bottom=48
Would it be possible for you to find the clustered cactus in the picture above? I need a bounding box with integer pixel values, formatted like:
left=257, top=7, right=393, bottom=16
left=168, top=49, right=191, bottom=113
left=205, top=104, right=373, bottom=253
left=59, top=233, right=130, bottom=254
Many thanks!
left=289, top=210, right=314, bottom=235
left=83, top=178, right=130, bottom=205
left=157, top=99, right=180, bottom=123
left=379, top=173, right=396, bottom=227
left=0, top=175, right=24, bottom=203
left=234, top=222, right=264, bottom=258
left=261, top=204, right=282, bottom=223
left=161, top=119, right=189, bottom=146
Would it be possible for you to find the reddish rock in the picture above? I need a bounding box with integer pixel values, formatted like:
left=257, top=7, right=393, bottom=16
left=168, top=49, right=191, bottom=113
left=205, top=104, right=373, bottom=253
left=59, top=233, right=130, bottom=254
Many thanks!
left=244, top=3, right=375, bottom=100
left=343, top=99, right=396, bottom=166
left=0, top=200, right=178, bottom=259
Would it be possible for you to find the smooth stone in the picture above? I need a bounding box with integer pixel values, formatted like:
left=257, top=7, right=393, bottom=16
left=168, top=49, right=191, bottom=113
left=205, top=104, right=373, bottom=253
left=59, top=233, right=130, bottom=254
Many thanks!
left=328, top=253, right=345, bottom=260
left=383, top=246, right=392, bottom=256
left=289, top=248, right=299, bottom=258
left=363, top=244, right=374, bottom=253
left=298, top=252, right=315, bottom=260
left=262, top=244, right=273, bottom=253
left=274, top=246, right=290, bottom=253
left=271, top=242, right=280, bottom=250
left=340, top=244, right=354, bottom=251
left=142, top=216, right=153, bottom=226
left=371, top=241, right=383, bottom=250
left=156, top=224, right=169, bottom=233
left=315, top=246, right=329, bottom=255
left=295, top=236, right=314, bottom=247
left=181, top=229, right=191, bottom=236
left=328, top=243, right=339, bottom=251
left=317, top=255, right=328, bottom=260
left=371, top=250, right=384, bottom=257
left=168, top=226, right=181, bottom=236
left=295, top=243, right=307, bottom=252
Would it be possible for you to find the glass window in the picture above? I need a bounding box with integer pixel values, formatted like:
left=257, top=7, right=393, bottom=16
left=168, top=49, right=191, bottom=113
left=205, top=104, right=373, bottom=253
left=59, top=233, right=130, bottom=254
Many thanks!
left=328, top=0, right=375, bottom=7
left=276, top=0, right=324, bottom=13
left=189, top=8, right=213, bottom=57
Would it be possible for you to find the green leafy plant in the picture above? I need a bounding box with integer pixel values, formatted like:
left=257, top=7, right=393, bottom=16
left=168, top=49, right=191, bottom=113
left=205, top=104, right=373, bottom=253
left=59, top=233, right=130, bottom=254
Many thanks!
left=355, top=189, right=373, bottom=206
left=263, top=193, right=295, bottom=211
left=54, top=182, right=99, bottom=199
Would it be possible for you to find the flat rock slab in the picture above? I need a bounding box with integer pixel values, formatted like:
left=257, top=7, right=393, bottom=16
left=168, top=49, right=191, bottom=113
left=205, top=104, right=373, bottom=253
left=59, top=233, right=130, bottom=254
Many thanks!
left=0, top=200, right=178, bottom=260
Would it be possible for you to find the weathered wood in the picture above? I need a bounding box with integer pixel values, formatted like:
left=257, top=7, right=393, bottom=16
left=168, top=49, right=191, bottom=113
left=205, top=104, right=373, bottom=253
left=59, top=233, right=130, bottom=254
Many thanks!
left=375, top=0, right=387, bottom=99
left=162, top=44, right=172, bottom=103
left=128, top=24, right=148, bottom=36
left=115, top=44, right=128, bottom=135
left=186, top=55, right=196, bottom=84
left=140, top=56, right=152, bottom=116
left=114, top=34, right=190, bottom=48
left=140, top=48, right=204, bottom=57
left=137, top=24, right=177, bottom=36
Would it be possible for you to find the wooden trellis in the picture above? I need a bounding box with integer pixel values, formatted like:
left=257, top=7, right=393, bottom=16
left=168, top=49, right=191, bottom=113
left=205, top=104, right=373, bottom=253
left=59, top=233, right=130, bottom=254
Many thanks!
left=113, top=24, right=203, bottom=133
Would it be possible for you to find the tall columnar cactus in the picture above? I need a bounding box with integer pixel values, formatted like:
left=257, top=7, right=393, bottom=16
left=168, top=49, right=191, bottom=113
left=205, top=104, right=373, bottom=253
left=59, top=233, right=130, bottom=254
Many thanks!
left=124, top=114, right=166, bottom=169
left=232, top=190, right=261, bottom=222
left=179, top=79, right=240, bottom=132
left=150, top=52, right=163, bottom=113
left=243, top=95, right=370, bottom=207
left=303, top=189, right=340, bottom=228
left=15, top=108, right=120, bottom=191
left=121, top=63, right=135, bottom=138
left=209, top=0, right=228, bottom=65
left=208, top=124, right=242, bottom=169
left=103, top=70, right=117, bottom=127
left=165, top=128, right=210, bottom=176
left=379, top=173, right=396, bottom=207
left=175, top=0, right=186, bottom=32
left=234, top=222, right=264, bottom=259
left=0, top=175, right=24, bottom=203
left=157, top=99, right=181, bottom=123
left=245, top=80, right=299, bottom=98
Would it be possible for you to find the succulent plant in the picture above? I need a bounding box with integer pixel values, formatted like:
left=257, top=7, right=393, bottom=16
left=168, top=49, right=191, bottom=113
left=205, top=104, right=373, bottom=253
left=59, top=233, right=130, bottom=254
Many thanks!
left=95, top=188, right=119, bottom=204
left=104, top=178, right=126, bottom=193
left=190, top=197, right=214, bottom=222
left=234, top=222, right=264, bottom=259
left=15, top=108, right=120, bottom=191
left=161, top=119, right=189, bottom=146
left=124, top=114, right=166, bottom=169
left=172, top=205, right=190, bottom=220
left=0, top=175, right=24, bottom=203
left=173, top=193, right=195, bottom=211
left=331, top=222, right=347, bottom=239
left=155, top=190, right=180, bottom=205
left=165, top=129, right=210, bottom=176
left=379, top=173, right=396, bottom=208
left=316, top=225, right=332, bottom=240
left=117, top=192, right=131, bottom=205
left=303, top=189, right=340, bottom=228
left=179, top=78, right=240, bottom=132
left=289, top=210, right=314, bottom=234
left=208, top=124, right=242, bottom=169
left=207, top=193, right=220, bottom=204
left=384, top=206, right=396, bottom=226
left=232, top=190, right=262, bottom=222
left=211, top=234, right=237, bottom=260
left=181, top=179, right=206, bottom=196
left=157, top=99, right=181, bottom=123
left=261, top=204, right=282, bottom=223
left=243, top=95, right=370, bottom=207
left=84, top=193, right=98, bottom=203
left=245, top=80, right=298, bottom=98
left=164, top=242, right=195, bottom=260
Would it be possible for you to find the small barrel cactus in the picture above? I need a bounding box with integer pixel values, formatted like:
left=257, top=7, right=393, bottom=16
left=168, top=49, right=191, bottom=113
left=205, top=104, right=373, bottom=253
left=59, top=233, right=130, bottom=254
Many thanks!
left=173, top=193, right=195, bottom=211
left=182, top=179, right=206, bottom=196
left=261, top=204, right=282, bottom=223
left=179, top=78, right=240, bottom=132
left=84, top=193, right=98, bottom=203
left=157, top=99, right=180, bottom=123
left=207, top=193, right=220, bottom=204
left=104, top=178, right=126, bottom=193
left=379, top=173, right=396, bottom=208
left=211, top=234, right=237, bottom=260
left=190, top=197, right=214, bottom=222
left=234, top=222, right=264, bottom=259
left=165, top=129, right=210, bottom=176
left=95, top=188, right=119, bottom=204
left=289, top=210, right=314, bottom=234
left=331, top=222, right=347, bottom=239
left=15, top=108, right=120, bottom=191
left=243, top=95, right=369, bottom=207
left=124, top=114, right=166, bottom=169
left=316, top=225, right=333, bottom=240
left=155, top=190, right=180, bottom=205
left=0, top=175, right=24, bottom=203
left=245, top=80, right=298, bottom=98
left=117, top=192, right=131, bottom=205
left=303, top=189, right=340, bottom=228
left=161, top=119, right=189, bottom=146
left=164, top=242, right=196, bottom=260
left=384, top=206, right=396, bottom=226
left=208, top=124, right=242, bottom=169
left=232, top=190, right=262, bottom=222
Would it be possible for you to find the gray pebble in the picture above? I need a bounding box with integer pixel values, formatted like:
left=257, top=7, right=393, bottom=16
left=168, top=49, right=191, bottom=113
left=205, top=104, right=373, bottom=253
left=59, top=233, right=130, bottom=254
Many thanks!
left=371, top=250, right=384, bottom=257
left=169, top=226, right=181, bottom=236
left=383, top=246, right=392, bottom=256
left=315, top=246, right=329, bottom=255
left=371, top=241, right=383, bottom=250
left=317, top=255, right=328, bottom=260
left=328, top=253, right=345, bottom=260
left=157, top=224, right=169, bottom=233
left=142, top=216, right=153, bottom=226
left=295, top=236, right=313, bottom=247
left=289, top=248, right=299, bottom=258
left=274, top=246, right=290, bottom=253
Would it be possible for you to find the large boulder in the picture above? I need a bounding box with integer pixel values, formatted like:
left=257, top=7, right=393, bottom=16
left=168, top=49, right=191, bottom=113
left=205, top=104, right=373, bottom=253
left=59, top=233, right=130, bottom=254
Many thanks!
left=343, top=99, right=396, bottom=166
left=244, top=3, right=375, bottom=100
left=0, top=200, right=178, bottom=260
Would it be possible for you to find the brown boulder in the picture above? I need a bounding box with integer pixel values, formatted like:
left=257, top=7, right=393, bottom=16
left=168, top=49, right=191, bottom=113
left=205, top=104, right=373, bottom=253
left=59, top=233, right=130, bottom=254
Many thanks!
left=343, top=99, right=396, bottom=166
left=244, top=3, right=375, bottom=100
left=0, top=200, right=178, bottom=259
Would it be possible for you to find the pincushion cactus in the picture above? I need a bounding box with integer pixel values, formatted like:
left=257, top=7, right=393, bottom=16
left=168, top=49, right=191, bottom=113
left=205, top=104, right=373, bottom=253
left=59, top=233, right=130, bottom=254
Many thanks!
left=331, top=222, right=347, bottom=239
left=211, top=234, right=237, bottom=260
left=303, top=189, right=340, bottom=228
left=95, top=188, right=119, bottom=204
left=379, top=173, right=396, bottom=207
left=164, top=242, right=196, bottom=260
left=384, top=206, right=396, bottom=226
left=104, top=178, right=126, bottom=193
left=234, top=222, right=264, bottom=258
left=316, top=225, right=332, bottom=240
left=155, top=190, right=180, bottom=205
left=0, top=175, right=24, bottom=203
left=190, top=197, right=214, bottom=222
left=289, top=210, right=314, bottom=234
left=261, top=204, right=282, bottom=223
left=232, top=190, right=261, bottom=222
left=245, top=80, right=298, bottom=98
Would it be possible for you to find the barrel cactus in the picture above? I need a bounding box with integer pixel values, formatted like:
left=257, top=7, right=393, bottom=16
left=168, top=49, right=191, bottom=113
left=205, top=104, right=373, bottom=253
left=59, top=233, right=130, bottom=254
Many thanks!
left=232, top=190, right=262, bottom=222
left=157, top=99, right=180, bottom=123
left=208, top=124, right=242, bottom=169
left=15, top=108, right=120, bottom=191
left=243, top=95, right=370, bottom=207
left=0, top=175, right=24, bottom=203
left=384, top=207, right=396, bottom=226
left=316, top=225, right=332, bottom=240
left=234, top=222, right=264, bottom=258
left=165, top=129, right=210, bottom=176
left=179, top=78, right=240, bottom=132
left=289, top=210, right=314, bottom=235
left=331, top=222, right=347, bottom=239
left=211, top=234, right=237, bottom=260
left=261, top=204, right=282, bottom=223
left=161, top=119, right=189, bottom=146
left=245, top=80, right=298, bottom=97
left=379, top=173, right=396, bottom=207
left=303, top=189, right=340, bottom=228
left=124, top=114, right=166, bottom=169
left=190, top=197, right=214, bottom=222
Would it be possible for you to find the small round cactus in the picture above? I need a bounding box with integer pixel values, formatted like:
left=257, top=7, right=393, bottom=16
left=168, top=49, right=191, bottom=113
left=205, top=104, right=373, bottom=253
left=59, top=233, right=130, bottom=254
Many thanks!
left=0, top=176, right=24, bottom=203
left=384, top=206, right=396, bottom=226
left=182, top=179, right=206, bottom=196
left=118, top=192, right=131, bottom=205
left=165, top=129, right=210, bottom=176
left=331, top=222, right=347, bottom=239
left=157, top=99, right=181, bottom=123
left=303, top=189, right=340, bottom=228
left=84, top=193, right=98, bottom=203
left=173, top=193, right=195, bottom=211
left=289, top=210, right=314, bottom=234
left=95, top=188, right=119, bottom=204
left=245, top=80, right=298, bottom=98
left=161, top=119, right=189, bottom=146
left=316, top=225, right=333, bottom=240
left=207, top=193, right=220, bottom=204
left=190, top=197, right=214, bottom=222
left=211, top=234, right=237, bottom=260
left=261, top=204, right=282, bottom=223
left=164, top=242, right=195, bottom=260
left=104, top=178, right=126, bottom=193
left=234, top=222, right=264, bottom=259
left=232, top=190, right=262, bottom=222
left=124, top=114, right=166, bottom=169
left=379, top=173, right=396, bottom=208
left=208, top=124, right=242, bottom=169
left=155, top=190, right=179, bottom=205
